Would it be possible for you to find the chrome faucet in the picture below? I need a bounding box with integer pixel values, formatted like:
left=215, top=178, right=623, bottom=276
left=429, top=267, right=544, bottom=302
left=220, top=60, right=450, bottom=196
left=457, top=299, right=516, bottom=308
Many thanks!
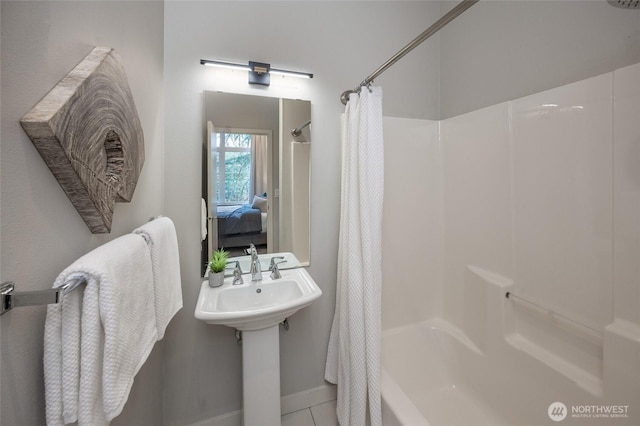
left=269, top=256, right=286, bottom=280
left=249, top=243, right=262, bottom=282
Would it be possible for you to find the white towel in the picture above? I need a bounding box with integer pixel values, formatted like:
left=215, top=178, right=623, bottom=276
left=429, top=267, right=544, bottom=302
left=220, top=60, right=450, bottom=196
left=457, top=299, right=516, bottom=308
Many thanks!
left=44, top=234, right=157, bottom=425
left=43, top=275, right=83, bottom=426
left=44, top=296, right=64, bottom=426
left=133, top=216, right=183, bottom=339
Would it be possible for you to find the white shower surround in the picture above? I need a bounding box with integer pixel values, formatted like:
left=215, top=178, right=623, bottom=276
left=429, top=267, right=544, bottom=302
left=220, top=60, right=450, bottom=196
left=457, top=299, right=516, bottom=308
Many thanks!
left=380, top=62, right=640, bottom=426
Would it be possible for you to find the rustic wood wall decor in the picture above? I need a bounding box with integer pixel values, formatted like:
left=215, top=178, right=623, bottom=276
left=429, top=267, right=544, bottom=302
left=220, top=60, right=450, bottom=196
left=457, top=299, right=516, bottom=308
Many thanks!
left=20, top=47, right=145, bottom=233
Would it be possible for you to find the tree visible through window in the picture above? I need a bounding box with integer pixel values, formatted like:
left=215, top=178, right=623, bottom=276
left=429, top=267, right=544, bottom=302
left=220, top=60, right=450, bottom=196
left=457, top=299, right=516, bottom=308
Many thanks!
left=214, top=132, right=253, bottom=204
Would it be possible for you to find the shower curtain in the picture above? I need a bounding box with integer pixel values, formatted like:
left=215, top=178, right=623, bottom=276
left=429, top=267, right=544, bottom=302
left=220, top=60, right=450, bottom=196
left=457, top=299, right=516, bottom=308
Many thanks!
left=325, top=87, right=384, bottom=426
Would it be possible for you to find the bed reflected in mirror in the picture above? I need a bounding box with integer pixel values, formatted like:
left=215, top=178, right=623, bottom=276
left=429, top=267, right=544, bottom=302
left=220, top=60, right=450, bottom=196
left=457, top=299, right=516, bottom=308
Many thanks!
left=202, top=92, right=311, bottom=276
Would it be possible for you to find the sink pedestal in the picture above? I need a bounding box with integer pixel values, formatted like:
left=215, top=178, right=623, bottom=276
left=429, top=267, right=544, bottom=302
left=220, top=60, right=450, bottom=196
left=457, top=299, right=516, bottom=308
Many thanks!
left=194, top=264, right=323, bottom=425
left=242, top=325, right=281, bottom=426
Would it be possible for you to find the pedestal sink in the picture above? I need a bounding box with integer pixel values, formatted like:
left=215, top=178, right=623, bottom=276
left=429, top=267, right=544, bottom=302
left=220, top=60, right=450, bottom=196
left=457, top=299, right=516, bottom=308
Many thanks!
left=194, top=262, right=322, bottom=426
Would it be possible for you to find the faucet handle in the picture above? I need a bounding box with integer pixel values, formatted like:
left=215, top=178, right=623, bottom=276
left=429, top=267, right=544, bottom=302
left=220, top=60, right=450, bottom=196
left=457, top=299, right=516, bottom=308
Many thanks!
left=230, top=261, right=243, bottom=285
left=269, top=256, right=286, bottom=280
left=269, top=256, right=286, bottom=270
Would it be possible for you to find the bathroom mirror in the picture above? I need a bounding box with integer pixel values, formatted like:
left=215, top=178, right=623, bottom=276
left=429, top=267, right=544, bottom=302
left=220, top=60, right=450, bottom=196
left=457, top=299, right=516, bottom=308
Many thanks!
left=202, top=91, right=311, bottom=276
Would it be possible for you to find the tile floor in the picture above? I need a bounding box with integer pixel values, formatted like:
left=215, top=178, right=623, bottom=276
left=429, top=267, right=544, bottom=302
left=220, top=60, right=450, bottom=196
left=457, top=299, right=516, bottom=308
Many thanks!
left=281, top=399, right=338, bottom=426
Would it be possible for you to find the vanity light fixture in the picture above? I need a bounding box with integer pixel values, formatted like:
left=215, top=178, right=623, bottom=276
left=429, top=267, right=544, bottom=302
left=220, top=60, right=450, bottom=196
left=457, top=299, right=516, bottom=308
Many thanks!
left=200, top=59, right=313, bottom=86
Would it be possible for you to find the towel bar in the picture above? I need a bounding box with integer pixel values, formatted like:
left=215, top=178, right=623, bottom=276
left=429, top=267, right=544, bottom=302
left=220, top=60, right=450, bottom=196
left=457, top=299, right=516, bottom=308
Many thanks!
left=0, top=279, right=85, bottom=315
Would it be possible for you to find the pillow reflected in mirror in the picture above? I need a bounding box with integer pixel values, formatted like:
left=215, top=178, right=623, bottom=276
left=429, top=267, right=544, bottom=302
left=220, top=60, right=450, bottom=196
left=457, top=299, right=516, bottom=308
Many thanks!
left=251, top=195, right=267, bottom=213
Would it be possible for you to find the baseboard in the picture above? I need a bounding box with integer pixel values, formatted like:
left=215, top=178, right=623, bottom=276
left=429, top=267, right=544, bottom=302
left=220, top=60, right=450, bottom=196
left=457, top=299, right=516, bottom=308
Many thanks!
left=187, top=409, right=242, bottom=426
left=281, top=383, right=337, bottom=415
left=187, top=383, right=337, bottom=426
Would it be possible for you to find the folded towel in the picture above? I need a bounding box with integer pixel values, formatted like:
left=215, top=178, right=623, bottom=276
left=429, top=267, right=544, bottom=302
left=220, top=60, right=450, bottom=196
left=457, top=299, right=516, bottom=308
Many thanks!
left=62, top=280, right=82, bottom=424
left=44, top=297, right=64, bottom=426
left=133, top=217, right=183, bottom=339
left=44, top=234, right=157, bottom=425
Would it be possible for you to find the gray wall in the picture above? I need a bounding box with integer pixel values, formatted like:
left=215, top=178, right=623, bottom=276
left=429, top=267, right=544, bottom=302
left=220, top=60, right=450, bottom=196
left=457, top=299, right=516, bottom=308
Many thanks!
left=162, top=1, right=441, bottom=424
left=0, top=1, right=165, bottom=424
left=439, top=0, right=640, bottom=119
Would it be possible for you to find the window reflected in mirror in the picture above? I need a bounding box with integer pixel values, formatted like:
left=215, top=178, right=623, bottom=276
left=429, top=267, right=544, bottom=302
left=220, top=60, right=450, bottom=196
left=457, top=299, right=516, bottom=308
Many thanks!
left=214, top=132, right=257, bottom=205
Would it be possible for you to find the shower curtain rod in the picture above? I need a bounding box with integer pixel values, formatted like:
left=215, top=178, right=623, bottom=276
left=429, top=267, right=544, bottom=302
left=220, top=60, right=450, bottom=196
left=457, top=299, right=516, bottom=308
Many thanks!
left=340, top=0, right=479, bottom=105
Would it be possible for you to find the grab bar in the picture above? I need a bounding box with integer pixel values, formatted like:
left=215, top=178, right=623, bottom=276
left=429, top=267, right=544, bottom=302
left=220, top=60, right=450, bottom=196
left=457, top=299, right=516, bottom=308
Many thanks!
left=1, top=278, right=85, bottom=315
left=505, top=291, right=603, bottom=345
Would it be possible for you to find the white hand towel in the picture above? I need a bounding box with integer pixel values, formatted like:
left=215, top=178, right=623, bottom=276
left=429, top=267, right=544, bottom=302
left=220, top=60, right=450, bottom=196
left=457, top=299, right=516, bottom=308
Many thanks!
left=133, top=216, right=183, bottom=339
left=44, top=234, right=158, bottom=425
left=44, top=299, right=64, bottom=426
left=61, top=280, right=82, bottom=424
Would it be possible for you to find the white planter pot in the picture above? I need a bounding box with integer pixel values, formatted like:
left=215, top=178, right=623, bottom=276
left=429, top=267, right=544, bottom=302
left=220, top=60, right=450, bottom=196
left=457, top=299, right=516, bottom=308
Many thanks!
left=209, top=271, right=224, bottom=288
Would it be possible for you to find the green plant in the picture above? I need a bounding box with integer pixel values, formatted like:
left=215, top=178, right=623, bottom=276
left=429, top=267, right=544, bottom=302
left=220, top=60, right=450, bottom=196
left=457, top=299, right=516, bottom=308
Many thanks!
left=208, top=248, right=229, bottom=273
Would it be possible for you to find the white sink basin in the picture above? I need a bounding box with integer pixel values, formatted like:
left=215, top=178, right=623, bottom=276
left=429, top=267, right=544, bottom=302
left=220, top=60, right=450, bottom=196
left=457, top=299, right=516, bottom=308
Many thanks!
left=194, top=267, right=322, bottom=330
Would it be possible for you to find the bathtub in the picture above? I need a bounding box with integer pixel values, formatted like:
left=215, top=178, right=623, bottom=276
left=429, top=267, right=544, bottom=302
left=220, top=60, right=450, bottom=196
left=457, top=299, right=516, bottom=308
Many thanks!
left=380, top=268, right=640, bottom=426
left=381, top=319, right=518, bottom=426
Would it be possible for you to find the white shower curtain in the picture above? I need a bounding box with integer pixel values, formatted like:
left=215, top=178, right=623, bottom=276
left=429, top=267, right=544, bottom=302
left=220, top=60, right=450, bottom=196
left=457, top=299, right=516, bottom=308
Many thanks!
left=325, top=87, right=384, bottom=426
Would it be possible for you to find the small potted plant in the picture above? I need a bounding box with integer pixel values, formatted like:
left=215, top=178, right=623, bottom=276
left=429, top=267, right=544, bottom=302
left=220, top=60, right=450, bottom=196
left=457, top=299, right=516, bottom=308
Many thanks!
left=208, top=248, right=229, bottom=288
